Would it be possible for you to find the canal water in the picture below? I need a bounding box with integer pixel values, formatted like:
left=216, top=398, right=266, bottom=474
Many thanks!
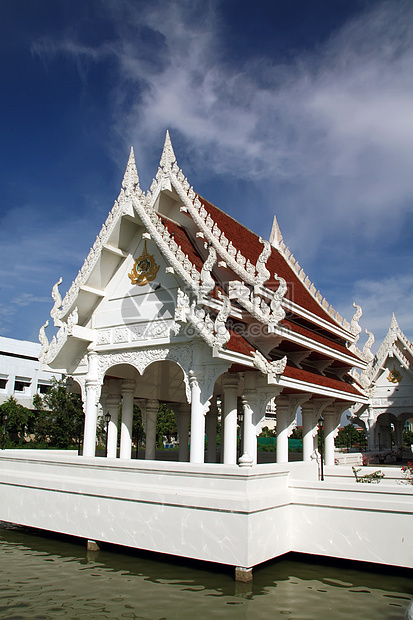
left=0, top=522, right=411, bottom=620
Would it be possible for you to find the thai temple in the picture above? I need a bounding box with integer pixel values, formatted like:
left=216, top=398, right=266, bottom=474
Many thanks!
left=1, top=133, right=411, bottom=579
left=38, top=131, right=369, bottom=466
left=350, top=314, right=413, bottom=451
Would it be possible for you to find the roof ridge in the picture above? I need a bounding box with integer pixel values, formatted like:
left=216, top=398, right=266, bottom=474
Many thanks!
left=274, top=232, right=361, bottom=338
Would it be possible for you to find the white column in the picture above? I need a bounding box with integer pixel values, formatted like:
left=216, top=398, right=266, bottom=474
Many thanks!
left=276, top=409, right=289, bottom=463
left=145, top=399, right=159, bottom=460
left=205, top=402, right=218, bottom=463
left=83, top=350, right=100, bottom=458
left=177, top=404, right=190, bottom=462
left=241, top=393, right=257, bottom=465
left=324, top=414, right=337, bottom=466
left=119, top=380, right=135, bottom=460
left=394, top=419, right=403, bottom=449
left=302, top=408, right=317, bottom=462
left=106, top=394, right=121, bottom=459
left=222, top=374, right=239, bottom=465
left=189, top=370, right=206, bottom=464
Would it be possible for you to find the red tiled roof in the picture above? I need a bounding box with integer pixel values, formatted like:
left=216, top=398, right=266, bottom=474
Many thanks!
left=199, top=197, right=341, bottom=329
left=283, top=364, right=362, bottom=397
left=280, top=319, right=360, bottom=361
left=160, top=203, right=361, bottom=370
left=161, top=217, right=205, bottom=273
left=226, top=326, right=256, bottom=357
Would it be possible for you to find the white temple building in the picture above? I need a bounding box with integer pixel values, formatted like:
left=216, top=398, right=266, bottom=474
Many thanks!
left=0, top=133, right=411, bottom=578
left=38, top=132, right=369, bottom=467
left=351, top=315, right=413, bottom=451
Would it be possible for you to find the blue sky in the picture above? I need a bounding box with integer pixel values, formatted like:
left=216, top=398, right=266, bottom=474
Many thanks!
left=1, top=0, right=413, bottom=352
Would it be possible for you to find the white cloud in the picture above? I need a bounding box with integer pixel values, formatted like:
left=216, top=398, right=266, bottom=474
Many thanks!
left=24, top=0, right=413, bottom=343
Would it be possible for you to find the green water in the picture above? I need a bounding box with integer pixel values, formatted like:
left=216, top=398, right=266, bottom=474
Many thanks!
left=0, top=523, right=411, bottom=620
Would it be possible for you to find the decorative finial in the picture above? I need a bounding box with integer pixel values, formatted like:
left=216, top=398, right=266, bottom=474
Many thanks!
left=390, top=313, right=399, bottom=332
left=350, top=302, right=362, bottom=343
left=269, top=215, right=283, bottom=250
left=159, top=130, right=177, bottom=170
left=50, top=277, right=63, bottom=327
left=122, top=147, right=140, bottom=196
left=362, top=329, right=375, bottom=364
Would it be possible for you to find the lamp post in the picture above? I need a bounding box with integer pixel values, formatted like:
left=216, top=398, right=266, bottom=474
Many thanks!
left=135, top=420, right=140, bottom=459
left=1, top=412, right=8, bottom=450
left=105, top=412, right=111, bottom=457
left=318, top=415, right=324, bottom=481
left=237, top=401, right=244, bottom=460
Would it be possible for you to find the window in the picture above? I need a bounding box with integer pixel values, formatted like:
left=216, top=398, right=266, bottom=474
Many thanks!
left=14, top=378, right=31, bottom=392
left=0, top=378, right=7, bottom=390
left=37, top=383, right=51, bottom=394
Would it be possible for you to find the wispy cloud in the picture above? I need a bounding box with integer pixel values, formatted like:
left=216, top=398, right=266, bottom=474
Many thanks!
left=19, top=0, right=413, bottom=341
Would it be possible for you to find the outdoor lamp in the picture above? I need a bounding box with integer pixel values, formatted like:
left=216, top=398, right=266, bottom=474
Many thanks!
left=105, top=412, right=111, bottom=457
left=318, top=415, right=324, bottom=481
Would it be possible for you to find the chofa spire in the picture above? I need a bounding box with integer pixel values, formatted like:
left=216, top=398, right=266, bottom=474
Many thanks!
left=122, top=147, right=140, bottom=196
left=269, top=215, right=283, bottom=250
left=159, top=130, right=177, bottom=169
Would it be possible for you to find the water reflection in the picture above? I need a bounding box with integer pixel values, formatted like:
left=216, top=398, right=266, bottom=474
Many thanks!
left=0, top=522, right=411, bottom=619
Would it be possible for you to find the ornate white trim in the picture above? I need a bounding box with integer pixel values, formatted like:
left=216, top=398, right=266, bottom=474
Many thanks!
left=132, top=195, right=201, bottom=293
left=252, top=351, right=287, bottom=382
left=166, top=165, right=272, bottom=287
left=228, top=275, right=286, bottom=331
left=174, top=288, right=231, bottom=352
left=96, top=345, right=193, bottom=403
left=199, top=243, right=217, bottom=299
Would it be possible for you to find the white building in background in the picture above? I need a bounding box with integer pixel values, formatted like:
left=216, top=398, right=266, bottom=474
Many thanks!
left=0, top=336, right=62, bottom=409
left=351, top=315, right=413, bottom=449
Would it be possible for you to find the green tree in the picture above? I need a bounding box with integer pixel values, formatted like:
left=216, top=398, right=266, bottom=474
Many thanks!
left=156, top=404, right=177, bottom=446
left=291, top=426, right=303, bottom=440
left=0, top=397, right=32, bottom=446
left=259, top=426, right=276, bottom=438
left=403, top=429, right=413, bottom=447
left=335, top=424, right=366, bottom=449
left=33, top=379, right=84, bottom=448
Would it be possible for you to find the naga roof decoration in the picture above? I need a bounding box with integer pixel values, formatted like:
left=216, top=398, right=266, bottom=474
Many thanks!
left=351, top=314, right=413, bottom=390
left=39, top=131, right=367, bottom=396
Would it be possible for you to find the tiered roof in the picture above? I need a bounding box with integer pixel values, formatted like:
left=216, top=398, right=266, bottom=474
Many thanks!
left=40, top=132, right=367, bottom=404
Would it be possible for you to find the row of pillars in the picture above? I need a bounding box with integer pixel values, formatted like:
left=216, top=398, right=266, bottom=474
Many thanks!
left=82, top=353, right=343, bottom=466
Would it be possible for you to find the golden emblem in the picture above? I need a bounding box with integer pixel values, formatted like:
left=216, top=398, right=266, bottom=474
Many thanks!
left=387, top=365, right=402, bottom=384
left=128, top=241, right=160, bottom=286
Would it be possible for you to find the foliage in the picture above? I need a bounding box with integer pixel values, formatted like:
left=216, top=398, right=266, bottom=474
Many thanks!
left=156, top=404, right=177, bottom=446
left=401, top=461, right=413, bottom=485
left=403, top=430, right=413, bottom=447
left=0, top=397, right=32, bottom=446
left=290, top=427, right=303, bottom=440
left=335, top=424, right=366, bottom=449
left=259, top=443, right=277, bottom=452
left=33, top=379, right=84, bottom=448
left=352, top=466, right=384, bottom=484
left=133, top=405, right=145, bottom=444
left=260, top=426, right=276, bottom=438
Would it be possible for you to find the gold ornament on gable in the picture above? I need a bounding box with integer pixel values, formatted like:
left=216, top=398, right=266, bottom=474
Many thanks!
left=128, top=241, right=160, bottom=286
left=387, top=365, right=402, bottom=384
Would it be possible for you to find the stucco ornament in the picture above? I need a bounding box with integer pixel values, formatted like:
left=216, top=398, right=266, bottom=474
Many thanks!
left=50, top=277, right=63, bottom=327
left=174, top=288, right=231, bottom=353
left=199, top=243, right=217, bottom=299
left=228, top=275, right=286, bottom=331
left=38, top=320, right=49, bottom=363
left=252, top=351, right=287, bottom=382
left=350, top=303, right=362, bottom=343
left=121, top=147, right=141, bottom=198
